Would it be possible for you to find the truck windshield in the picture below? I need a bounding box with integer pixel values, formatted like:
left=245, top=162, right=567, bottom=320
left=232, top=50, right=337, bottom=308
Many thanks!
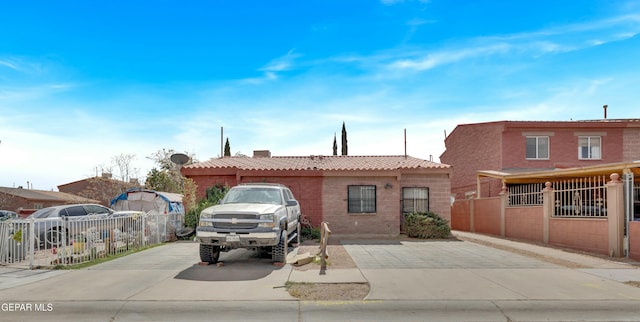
left=223, top=188, right=282, bottom=205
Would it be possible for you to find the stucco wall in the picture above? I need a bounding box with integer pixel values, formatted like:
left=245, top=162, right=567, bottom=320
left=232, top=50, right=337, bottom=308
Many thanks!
left=473, top=197, right=501, bottom=236
left=549, top=218, right=608, bottom=255
left=505, top=206, right=543, bottom=242
left=629, top=221, right=640, bottom=261
left=451, top=199, right=471, bottom=231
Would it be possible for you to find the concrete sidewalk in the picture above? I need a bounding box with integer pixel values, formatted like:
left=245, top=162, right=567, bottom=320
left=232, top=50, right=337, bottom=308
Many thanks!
left=2, top=231, right=640, bottom=303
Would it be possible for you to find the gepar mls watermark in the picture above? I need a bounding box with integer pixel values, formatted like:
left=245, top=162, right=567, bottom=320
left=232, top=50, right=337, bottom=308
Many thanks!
left=1, top=302, right=54, bottom=312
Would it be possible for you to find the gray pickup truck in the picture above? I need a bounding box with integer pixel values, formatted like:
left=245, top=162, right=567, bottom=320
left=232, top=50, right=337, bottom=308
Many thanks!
left=196, top=183, right=301, bottom=263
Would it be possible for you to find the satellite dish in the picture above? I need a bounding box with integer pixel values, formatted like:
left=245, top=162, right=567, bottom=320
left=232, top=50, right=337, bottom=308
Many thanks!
left=170, top=153, right=190, bottom=166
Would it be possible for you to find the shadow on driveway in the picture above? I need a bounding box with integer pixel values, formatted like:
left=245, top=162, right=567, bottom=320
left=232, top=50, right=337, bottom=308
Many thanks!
left=174, top=249, right=285, bottom=281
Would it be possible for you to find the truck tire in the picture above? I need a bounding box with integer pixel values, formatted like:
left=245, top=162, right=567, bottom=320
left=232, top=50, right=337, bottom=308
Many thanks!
left=200, top=244, right=220, bottom=264
left=272, top=231, right=287, bottom=263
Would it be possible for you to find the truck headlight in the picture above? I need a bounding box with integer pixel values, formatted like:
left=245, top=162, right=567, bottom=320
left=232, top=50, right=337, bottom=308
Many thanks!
left=199, top=212, right=213, bottom=227
left=258, top=214, right=276, bottom=228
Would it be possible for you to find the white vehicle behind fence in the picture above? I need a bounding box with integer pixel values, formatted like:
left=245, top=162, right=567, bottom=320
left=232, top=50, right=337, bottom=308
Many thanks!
left=0, top=209, right=171, bottom=269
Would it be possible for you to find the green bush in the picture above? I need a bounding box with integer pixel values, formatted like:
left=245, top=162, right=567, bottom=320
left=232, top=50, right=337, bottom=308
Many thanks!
left=300, top=226, right=321, bottom=242
left=184, top=184, right=229, bottom=228
left=404, top=211, right=451, bottom=239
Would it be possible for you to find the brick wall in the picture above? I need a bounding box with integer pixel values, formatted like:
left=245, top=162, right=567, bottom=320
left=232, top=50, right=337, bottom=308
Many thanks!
left=443, top=121, right=635, bottom=200
left=322, top=175, right=400, bottom=237
left=441, top=122, right=503, bottom=199
left=239, top=175, right=323, bottom=227
left=401, top=173, right=451, bottom=221
left=185, top=167, right=452, bottom=237
left=623, top=128, right=640, bottom=161
left=502, top=126, right=624, bottom=169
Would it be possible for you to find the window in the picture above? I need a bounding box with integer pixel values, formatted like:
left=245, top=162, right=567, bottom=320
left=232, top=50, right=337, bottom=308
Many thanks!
left=85, top=205, right=112, bottom=215
left=578, top=136, right=601, bottom=160
left=63, top=206, right=87, bottom=217
left=402, top=187, right=429, bottom=213
left=526, top=136, right=549, bottom=159
left=348, top=185, right=376, bottom=213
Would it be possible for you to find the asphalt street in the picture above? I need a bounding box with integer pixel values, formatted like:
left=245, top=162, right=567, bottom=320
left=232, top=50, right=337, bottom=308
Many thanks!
left=1, top=232, right=640, bottom=321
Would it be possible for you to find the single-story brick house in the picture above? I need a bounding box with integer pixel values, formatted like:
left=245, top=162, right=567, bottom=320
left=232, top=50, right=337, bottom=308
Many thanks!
left=181, top=152, right=452, bottom=238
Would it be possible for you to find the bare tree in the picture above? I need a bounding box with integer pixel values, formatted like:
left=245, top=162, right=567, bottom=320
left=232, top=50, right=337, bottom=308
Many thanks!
left=112, top=153, right=139, bottom=183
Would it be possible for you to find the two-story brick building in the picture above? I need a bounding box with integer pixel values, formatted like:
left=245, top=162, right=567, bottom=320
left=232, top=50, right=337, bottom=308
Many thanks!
left=181, top=152, right=452, bottom=237
left=440, top=119, right=640, bottom=199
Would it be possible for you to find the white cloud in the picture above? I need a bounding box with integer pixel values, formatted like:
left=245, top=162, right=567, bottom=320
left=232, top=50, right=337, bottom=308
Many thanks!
left=0, top=59, right=19, bottom=71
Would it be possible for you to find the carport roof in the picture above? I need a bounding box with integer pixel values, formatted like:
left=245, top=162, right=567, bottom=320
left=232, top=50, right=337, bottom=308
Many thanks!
left=477, top=161, right=640, bottom=184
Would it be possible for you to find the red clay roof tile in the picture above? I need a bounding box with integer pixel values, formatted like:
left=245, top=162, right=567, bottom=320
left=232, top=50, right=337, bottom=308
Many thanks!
left=184, top=155, right=450, bottom=171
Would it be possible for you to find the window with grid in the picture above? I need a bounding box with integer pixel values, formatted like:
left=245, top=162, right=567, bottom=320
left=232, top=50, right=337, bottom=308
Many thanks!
left=526, top=136, right=549, bottom=159
left=348, top=185, right=376, bottom=213
left=402, top=187, right=429, bottom=213
left=578, top=136, right=601, bottom=160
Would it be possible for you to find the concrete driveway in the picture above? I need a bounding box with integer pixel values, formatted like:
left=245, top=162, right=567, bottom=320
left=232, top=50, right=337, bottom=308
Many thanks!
left=342, top=234, right=640, bottom=301
left=0, top=242, right=294, bottom=302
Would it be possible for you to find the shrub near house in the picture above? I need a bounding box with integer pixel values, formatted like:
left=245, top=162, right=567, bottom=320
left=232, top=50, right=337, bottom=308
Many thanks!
left=404, top=212, right=451, bottom=239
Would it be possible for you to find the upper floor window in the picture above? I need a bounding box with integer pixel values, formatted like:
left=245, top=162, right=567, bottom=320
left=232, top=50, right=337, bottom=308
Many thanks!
left=348, top=185, right=376, bottom=213
left=578, top=136, right=601, bottom=160
left=526, top=136, right=549, bottom=159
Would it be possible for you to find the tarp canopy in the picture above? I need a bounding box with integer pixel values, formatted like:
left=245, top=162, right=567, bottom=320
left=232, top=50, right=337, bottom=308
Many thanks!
left=110, top=189, right=184, bottom=215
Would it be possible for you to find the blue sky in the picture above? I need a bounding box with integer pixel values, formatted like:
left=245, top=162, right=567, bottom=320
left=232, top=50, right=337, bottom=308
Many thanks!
left=1, top=1, right=640, bottom=191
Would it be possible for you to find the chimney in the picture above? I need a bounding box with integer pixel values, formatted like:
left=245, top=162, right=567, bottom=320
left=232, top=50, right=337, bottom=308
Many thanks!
left=603, top=104, right=608, bottom=119
left=253, top=150, right=272, bottom=158
left=101, top=172, right=112, bottom=179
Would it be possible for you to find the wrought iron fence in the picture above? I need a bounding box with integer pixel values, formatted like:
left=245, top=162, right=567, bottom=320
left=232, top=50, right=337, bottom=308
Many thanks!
left=552, top=176, right=608, bottom=217
left=507, top=176, right=608, bottom=217
left=507, top=183, right=545, bottom=207
left=0, top=212, right=171, bottom=269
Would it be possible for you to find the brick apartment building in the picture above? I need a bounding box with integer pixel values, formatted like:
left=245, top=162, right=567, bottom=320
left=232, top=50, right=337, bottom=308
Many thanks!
left=181, top=152, right=452, bottom=237
left=440, top=119, right=640, bottom=199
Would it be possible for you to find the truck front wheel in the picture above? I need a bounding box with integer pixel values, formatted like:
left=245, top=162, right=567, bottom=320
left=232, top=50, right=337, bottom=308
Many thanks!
left=200, top=244, right=221, bottom=264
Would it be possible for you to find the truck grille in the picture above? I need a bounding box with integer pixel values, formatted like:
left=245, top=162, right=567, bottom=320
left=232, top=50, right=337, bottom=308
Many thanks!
left=213, top=214, right=258, bottom=230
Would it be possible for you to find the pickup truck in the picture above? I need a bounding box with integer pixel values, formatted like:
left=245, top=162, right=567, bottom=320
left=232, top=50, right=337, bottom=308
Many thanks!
left=196, top=183, right=301, bottom=263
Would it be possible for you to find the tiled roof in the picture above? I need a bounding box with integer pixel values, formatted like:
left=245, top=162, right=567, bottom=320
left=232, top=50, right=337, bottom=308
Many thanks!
left=184, top=155, right=450, bottom=171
